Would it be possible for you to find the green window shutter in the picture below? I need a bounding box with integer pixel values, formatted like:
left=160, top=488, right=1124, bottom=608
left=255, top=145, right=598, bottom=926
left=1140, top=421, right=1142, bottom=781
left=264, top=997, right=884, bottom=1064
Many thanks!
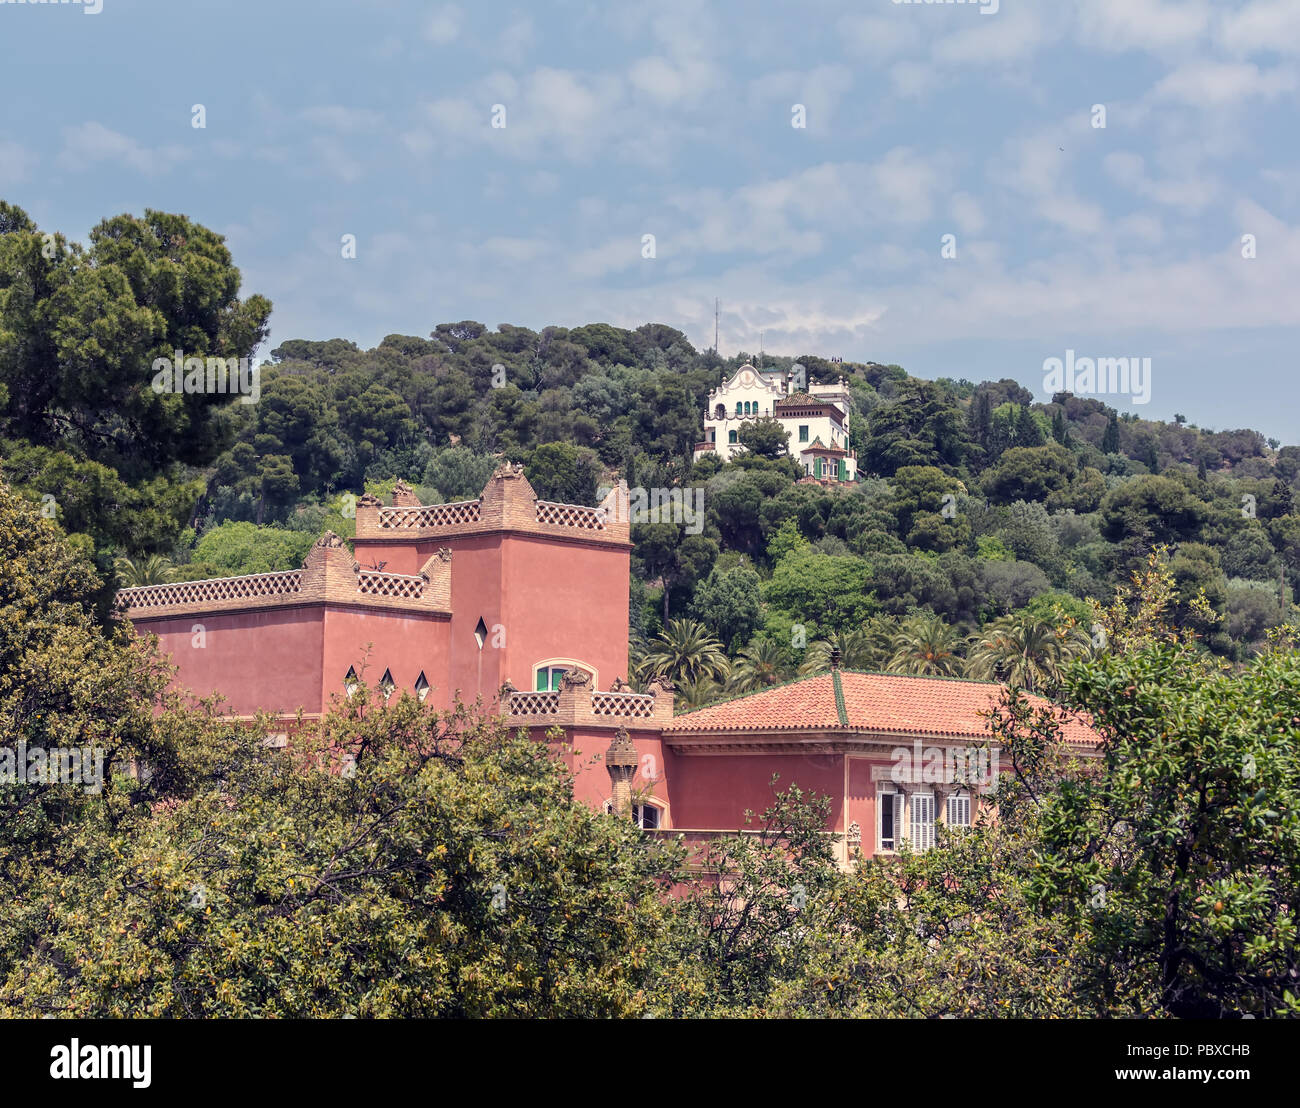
left=735, top=402, right=742, bottom=416
left=729, top=430, right=737, bottom=444
left=799, top=425, right=809, bottom=442
left=535, top=669, right=548, bottom=691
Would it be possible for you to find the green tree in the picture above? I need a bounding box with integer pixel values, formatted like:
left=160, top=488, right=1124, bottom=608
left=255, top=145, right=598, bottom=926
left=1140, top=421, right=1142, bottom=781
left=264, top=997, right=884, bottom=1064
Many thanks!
left=190, top=521, right=316, bottom=576
left=862, top=380, right=968, bottom=477
left=114, top=554, right=178, bottom=586
left=524, top=442, right=602, bottom=505
left=966, top=612, right=1088, bottom=693
left=737, top=416, right=790, bottom=459
left=1013, top=632, right=1300, bottom=1016
left=727, top=638, right=793, bottom=692
left=982, top=443, right=1076, bottom=506
left=422, top=445, right=498, bottom=500
left=763, top=548, right=876, bottom=632
left=886, top=613, right=967, bottom=676
left=690, top=562, right=762, bottom=650
left=0, top=203, right=271, bottom=558
left=636, top=618, right=730, bottom=688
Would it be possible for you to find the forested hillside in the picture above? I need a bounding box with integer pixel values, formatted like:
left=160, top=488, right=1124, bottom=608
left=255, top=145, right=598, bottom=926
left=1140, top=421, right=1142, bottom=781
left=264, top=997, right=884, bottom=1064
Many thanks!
left=4, top=204, right=1297, bottom=702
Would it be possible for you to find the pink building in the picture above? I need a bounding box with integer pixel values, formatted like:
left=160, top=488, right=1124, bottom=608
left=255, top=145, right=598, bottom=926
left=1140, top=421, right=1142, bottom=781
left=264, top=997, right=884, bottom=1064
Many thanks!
left=117, top=463, right=1095, bottom=863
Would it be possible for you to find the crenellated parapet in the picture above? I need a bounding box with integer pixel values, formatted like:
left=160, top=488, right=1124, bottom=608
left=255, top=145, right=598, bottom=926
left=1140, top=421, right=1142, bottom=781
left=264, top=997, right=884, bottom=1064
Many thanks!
left=354, top=463, right=630, bottom=547
left=116, top=531, right=453, bottom=619
left=500, top=671, right=673, bottom=730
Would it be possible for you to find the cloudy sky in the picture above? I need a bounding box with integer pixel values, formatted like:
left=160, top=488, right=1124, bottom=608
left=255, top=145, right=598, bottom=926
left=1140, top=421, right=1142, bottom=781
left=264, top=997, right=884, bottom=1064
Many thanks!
left=2, top=0, right=1298, bottom=438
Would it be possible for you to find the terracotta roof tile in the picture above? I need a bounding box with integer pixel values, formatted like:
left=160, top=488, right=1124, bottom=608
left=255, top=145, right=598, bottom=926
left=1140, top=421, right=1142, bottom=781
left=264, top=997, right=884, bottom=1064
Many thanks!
left=664, top=671, right=1098, bottom=746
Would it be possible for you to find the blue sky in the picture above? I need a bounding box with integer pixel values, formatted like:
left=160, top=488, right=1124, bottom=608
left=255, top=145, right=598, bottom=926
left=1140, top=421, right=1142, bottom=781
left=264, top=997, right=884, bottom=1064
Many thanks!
left=2, top=0, right=1298, bottom=440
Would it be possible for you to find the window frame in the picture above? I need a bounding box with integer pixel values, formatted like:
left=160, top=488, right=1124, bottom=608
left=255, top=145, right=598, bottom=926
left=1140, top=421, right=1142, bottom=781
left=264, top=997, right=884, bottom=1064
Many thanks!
left=911, top=791, right=936, bottom=852
left=532, top=659, right=595, bottom=692
left=947, top=792, right=971, bottom=830
left=877, top=787, right=903, bottom=853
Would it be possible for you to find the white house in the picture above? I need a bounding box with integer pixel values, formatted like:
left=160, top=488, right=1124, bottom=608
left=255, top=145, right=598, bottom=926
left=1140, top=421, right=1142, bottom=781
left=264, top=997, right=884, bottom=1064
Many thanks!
left=694, top=364, right=857, bottom=482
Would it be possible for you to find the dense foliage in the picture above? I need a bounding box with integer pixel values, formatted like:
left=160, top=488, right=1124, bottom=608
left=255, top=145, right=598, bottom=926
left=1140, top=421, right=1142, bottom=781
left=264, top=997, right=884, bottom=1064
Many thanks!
left=3, top=486, right=1296, bottom=1018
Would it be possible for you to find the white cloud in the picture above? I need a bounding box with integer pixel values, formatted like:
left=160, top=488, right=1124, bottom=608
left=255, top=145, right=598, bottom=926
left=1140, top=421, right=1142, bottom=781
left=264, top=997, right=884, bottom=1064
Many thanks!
left=1073, top=0, right=1211, bottom=53
left=301, top=106, right=384, bottom=133
left=424, top=5, right=462, bottom=45
left=993, top=127, right=1106, bottom=234
left=836, top=14, right=921, bottom=61
left=56, top=123, right=188, bottom=175
left=1103, top=151, right=1215, bottom=212
left=1152, top=61, right=1297, bottom=106
left=499, top=15, right=535, bottom=64
left=310, top=137, right=365, bottom=183
left=1218, top=0, right=1300, bottom=57
left=950, top=192, right=986, bottom=235
left=0, top=139, right=36, bottom=185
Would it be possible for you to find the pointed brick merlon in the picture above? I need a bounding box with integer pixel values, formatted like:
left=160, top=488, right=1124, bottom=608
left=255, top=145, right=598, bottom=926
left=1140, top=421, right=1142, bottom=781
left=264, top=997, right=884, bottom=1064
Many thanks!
left=391, top=480, right=421, bottom=507
left=115, top=530, right=452, bottom=619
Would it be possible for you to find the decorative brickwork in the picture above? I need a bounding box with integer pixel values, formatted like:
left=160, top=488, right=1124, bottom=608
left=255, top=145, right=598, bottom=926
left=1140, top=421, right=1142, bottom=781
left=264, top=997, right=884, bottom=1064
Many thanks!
left=505, top=690, right=561, bottom=716
left=117, top=530, right=452, bottom=620
left=353, top=463, right=629, bottom=546
left=591, top=691, right=656, bottom=719
left=377, top=500, right=481, bottom=530
left=502, top=673, right=672, bottom=730
left=354, top=568, right=425, bottom=599
left=117, top=569, right=303, bottom=611
left=535, top=500, right=605, bottom=530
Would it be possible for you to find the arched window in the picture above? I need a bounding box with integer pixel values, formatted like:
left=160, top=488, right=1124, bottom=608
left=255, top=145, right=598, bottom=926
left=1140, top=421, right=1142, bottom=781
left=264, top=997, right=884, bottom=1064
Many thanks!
left=735, top=401, right=743, bottom=416
left=533, top=659, right=595, bottom=691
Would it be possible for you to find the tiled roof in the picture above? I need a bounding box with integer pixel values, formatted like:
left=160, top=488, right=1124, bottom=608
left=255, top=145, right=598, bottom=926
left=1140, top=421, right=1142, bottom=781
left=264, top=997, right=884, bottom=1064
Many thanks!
left=663, top=671, right=1098, bottom=746
left=799, top=437, right=847, bottom=455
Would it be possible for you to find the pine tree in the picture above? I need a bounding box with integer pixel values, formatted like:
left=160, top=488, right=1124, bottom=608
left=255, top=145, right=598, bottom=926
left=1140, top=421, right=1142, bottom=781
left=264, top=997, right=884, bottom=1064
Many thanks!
left=1051, top=408, right=1069, bottom=446
left=1102, top=412, right=1121, bottom=454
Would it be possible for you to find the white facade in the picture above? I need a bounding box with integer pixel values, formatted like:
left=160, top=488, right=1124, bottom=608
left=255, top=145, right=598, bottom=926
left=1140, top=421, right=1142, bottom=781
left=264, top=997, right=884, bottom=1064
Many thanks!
left=695, top=364, right=857, bottom=481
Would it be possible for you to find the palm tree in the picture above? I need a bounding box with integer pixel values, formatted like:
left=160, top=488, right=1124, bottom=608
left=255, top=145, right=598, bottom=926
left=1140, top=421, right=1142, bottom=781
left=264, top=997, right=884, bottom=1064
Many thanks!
left=636, top=618, right=731, bottom=688
left=727, top=638, right=791, bottom=693
left=114, top=554, right=178, bottom=586
left=886, top=613, right=967, bottom=677
left=798, top=623, right=891, bottom=676
left=966, top=613, right=1090, bottom=693
left=674, top=675, right=725, bottom=711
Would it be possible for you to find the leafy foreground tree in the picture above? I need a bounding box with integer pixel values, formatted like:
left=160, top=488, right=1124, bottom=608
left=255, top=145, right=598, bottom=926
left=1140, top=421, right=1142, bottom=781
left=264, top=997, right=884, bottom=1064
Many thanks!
left=2, top=694, right=692, bottom=1018
left=1021, top=634, right=1300, bottom=1015
left=5, top=488, right=1297, bottom=1018
left=0, top=477, right=683, bottom=1016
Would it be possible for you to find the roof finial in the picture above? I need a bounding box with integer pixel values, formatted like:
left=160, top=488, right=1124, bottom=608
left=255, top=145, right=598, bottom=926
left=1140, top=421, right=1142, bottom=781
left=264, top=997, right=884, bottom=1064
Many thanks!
left=830, top=645, right=841, bottom=671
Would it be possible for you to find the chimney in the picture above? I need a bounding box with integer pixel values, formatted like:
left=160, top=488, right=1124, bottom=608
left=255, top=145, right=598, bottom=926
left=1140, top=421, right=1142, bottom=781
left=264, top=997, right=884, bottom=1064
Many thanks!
left=604, top=727, right=638, bottom=818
